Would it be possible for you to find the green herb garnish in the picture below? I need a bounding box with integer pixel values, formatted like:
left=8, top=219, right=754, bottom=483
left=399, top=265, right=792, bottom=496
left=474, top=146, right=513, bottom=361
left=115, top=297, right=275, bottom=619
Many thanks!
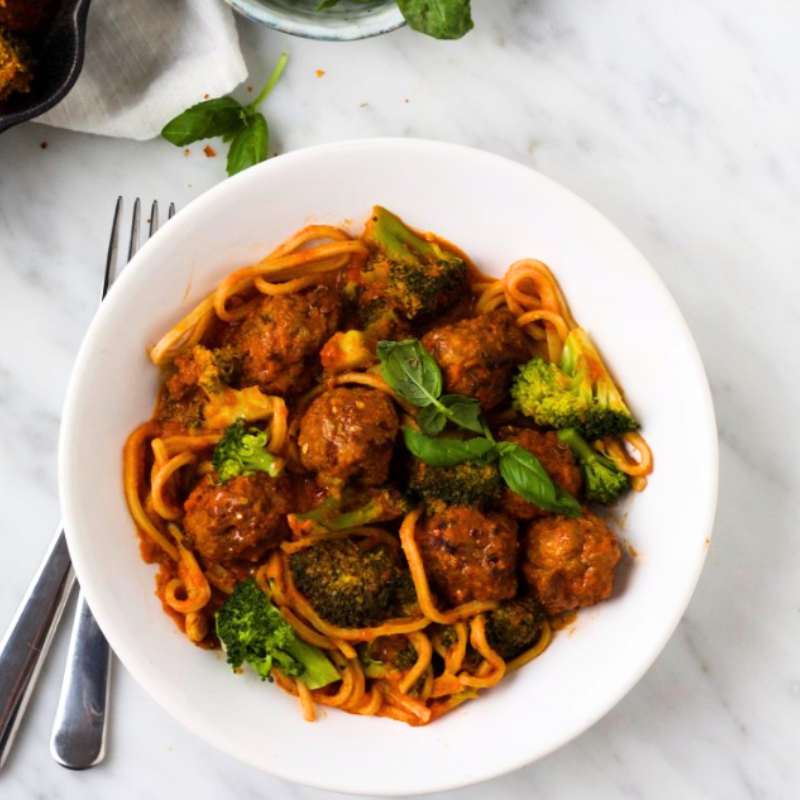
left=161, top=52, right=288, bottom=177
left=403, top=428, right=495, bottom=467
left=396, top=0, right=473, bottom=40
left=377, top=340, right=485, bottom=434
left=378, top=338, right=581, bottom=516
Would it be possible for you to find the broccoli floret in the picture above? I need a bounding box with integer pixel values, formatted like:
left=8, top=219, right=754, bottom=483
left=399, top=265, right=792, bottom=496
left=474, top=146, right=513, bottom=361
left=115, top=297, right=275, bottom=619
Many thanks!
left=211, top=345, right=242, bottom=386
left=172, top=344, right=239, bottom=396
left=557, top=427, right=630, bottom=504
left=361, top=636, right=418, bottom=678
left=212, top=419, right=283, bottom=483
left=288, top=538, right=404, bottom=629
left=352, top=206, right=468, bottom=328
left=511, top=328, right=639, bottom=439
left=386, top=260, right=466, bottom=321
left=294, top=488, right=409, bottom=533
left=485, top=597, right=545, bottom=660
left=391, top=570, right=419, bottom=616
left=408, top=458, right=502, bottom=509
left=165, top=345, right=272, bottom=430
left=215, top=579, right=339, bottom=689
left=435, top=624, right=459, bottom=649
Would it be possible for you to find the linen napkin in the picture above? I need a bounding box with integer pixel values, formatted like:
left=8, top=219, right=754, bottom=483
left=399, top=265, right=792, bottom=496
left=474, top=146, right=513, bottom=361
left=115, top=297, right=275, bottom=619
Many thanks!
left=40, top=0, right=247, bottom=140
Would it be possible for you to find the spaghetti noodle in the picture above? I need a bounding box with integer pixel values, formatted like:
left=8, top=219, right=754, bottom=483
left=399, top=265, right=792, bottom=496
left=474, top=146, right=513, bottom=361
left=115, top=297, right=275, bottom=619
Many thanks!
left=122, top=207, right=652, bottom=726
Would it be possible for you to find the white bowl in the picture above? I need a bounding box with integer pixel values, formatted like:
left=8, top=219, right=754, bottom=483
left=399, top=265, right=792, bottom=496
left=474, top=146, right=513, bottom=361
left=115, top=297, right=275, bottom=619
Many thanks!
left=59, top=139, right=718, bottom=795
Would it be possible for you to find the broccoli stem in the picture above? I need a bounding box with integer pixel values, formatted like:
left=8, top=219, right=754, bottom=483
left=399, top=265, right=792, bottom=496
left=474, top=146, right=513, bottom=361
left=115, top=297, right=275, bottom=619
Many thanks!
left=368, top=206, right=442, bottom=265
left=249, top=448, right=283, bottom=478
left=285, top=637, right=340, bottom=690
left=557, top=427, right=629, bottom=504
left=556, top=427, right=595, bottom=460
left=297, top=496, right=384, bottom=531
left=295, top=489, right=408, bottom=532
left=324, top=499, right=382, bottom=530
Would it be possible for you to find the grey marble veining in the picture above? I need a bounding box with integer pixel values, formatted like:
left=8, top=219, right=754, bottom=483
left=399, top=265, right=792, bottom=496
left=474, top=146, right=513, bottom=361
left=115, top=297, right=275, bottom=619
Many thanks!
left=1, top=1, right=798, bottom=797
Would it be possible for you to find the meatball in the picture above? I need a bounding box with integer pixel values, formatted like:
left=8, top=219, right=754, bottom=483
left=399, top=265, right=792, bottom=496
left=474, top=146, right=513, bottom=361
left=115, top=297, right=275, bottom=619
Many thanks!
left=416, top=506, right=519, bottom=606
left=298, top=387, right=399, bottom=486
left=183, top=473, right=291, bottom=563
left=498, top=426, right=583, bottom=520
left=421, top=309, right=530, bottom=410
left=521, top=512, right=621, bottom=615
left=222, top=285, right=341, bottom=395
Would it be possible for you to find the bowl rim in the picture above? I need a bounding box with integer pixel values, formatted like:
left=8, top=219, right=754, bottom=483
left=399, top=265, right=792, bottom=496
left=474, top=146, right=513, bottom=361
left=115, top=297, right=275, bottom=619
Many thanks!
left=58, top=137, right=719, bottom=795
left=224, top=0, right=405, bottom=41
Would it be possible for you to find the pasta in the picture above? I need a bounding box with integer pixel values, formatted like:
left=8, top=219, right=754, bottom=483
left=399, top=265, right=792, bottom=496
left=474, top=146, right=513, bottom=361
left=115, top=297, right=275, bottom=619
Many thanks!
left=123, top=207, right=653, bottom=725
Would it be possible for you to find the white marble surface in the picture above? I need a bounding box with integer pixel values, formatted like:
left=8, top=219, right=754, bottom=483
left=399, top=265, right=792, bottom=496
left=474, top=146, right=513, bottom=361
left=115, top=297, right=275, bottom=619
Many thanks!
left=1, top=1, right=798, bottom=797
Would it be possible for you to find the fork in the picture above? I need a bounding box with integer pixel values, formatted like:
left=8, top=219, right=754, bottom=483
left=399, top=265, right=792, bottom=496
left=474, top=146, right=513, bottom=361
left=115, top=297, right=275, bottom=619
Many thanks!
left=0, top=198, right=175, bottom=771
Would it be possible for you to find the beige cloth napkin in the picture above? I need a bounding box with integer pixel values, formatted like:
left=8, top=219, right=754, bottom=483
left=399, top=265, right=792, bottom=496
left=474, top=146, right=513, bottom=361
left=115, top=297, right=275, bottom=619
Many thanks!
left=40, top=0, right=247, bottom=140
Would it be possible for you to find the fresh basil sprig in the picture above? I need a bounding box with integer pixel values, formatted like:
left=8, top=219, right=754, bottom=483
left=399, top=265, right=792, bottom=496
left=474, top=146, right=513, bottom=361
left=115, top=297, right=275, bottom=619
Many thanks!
left=161, top=52, right=288, bottom=177
left=377, top=340, right=485, bottom=434
left=418, top=394, right=483, bottom=436
left=379, top=337, right=581, bottom=516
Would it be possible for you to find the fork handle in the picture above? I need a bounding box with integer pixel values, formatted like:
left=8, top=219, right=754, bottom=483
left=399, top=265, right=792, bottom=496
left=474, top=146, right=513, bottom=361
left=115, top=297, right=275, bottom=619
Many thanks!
left=0, top=529, right=75, bottom=769
left=50, top=592, right=111, bottom=769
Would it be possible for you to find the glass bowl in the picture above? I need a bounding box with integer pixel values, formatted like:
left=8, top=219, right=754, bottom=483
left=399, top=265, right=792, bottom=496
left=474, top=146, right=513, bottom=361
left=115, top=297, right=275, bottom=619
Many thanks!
left=225, top=0, right=404, bottom=41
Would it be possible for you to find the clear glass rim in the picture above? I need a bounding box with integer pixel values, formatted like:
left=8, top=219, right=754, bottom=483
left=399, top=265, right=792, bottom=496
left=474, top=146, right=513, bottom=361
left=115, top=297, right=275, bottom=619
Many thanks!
left=225, top=0, right=406, bottom=41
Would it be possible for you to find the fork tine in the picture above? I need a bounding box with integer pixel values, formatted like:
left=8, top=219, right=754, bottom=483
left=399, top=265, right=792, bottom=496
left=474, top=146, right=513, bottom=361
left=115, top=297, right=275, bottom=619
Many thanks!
left=101, top=196, right=123, bottom=300
left=127, top=198, right=141, bottom=263
left=149, top=200, right=160, bottom=238
left=168, top=202, right=176, bottom=220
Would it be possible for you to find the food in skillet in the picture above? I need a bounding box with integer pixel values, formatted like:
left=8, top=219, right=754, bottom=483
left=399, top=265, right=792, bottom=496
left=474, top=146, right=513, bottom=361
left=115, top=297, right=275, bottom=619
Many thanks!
left=123, top=206, right=653, bottom=725
left=0, top=0, right=58, bottom=101
left=0, top=26, right=30, bottom=100
left=0, top=0, right=57, bottom=32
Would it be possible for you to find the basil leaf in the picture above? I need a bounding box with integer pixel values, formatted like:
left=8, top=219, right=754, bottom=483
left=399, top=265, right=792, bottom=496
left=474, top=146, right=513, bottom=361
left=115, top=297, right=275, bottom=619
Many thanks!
left=377, top=340, right=442, bottom=408
left=418, top=405, right=447, bottom=436
left=226, top=112, right=269, bottom=177
left=396, top=0, right=474, bottom=40
left=161, top=97, right=246, bottom=146
left=497, top=442, right=581, bottom=517
left=418, top=394, right=484, bottom=436
left=403, top=427, right=495, bottom=467
left=439, top=394, right=484, bottom=434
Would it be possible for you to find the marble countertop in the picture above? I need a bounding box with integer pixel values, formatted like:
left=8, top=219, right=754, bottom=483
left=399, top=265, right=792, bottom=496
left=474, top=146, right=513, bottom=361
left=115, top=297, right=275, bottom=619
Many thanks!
left=1, top=1, right=798, bottom=798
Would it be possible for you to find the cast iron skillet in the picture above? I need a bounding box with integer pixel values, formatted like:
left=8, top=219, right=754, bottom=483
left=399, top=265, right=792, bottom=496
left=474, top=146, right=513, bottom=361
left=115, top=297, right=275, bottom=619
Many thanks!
left=0, top=0, right=91, bottom=134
